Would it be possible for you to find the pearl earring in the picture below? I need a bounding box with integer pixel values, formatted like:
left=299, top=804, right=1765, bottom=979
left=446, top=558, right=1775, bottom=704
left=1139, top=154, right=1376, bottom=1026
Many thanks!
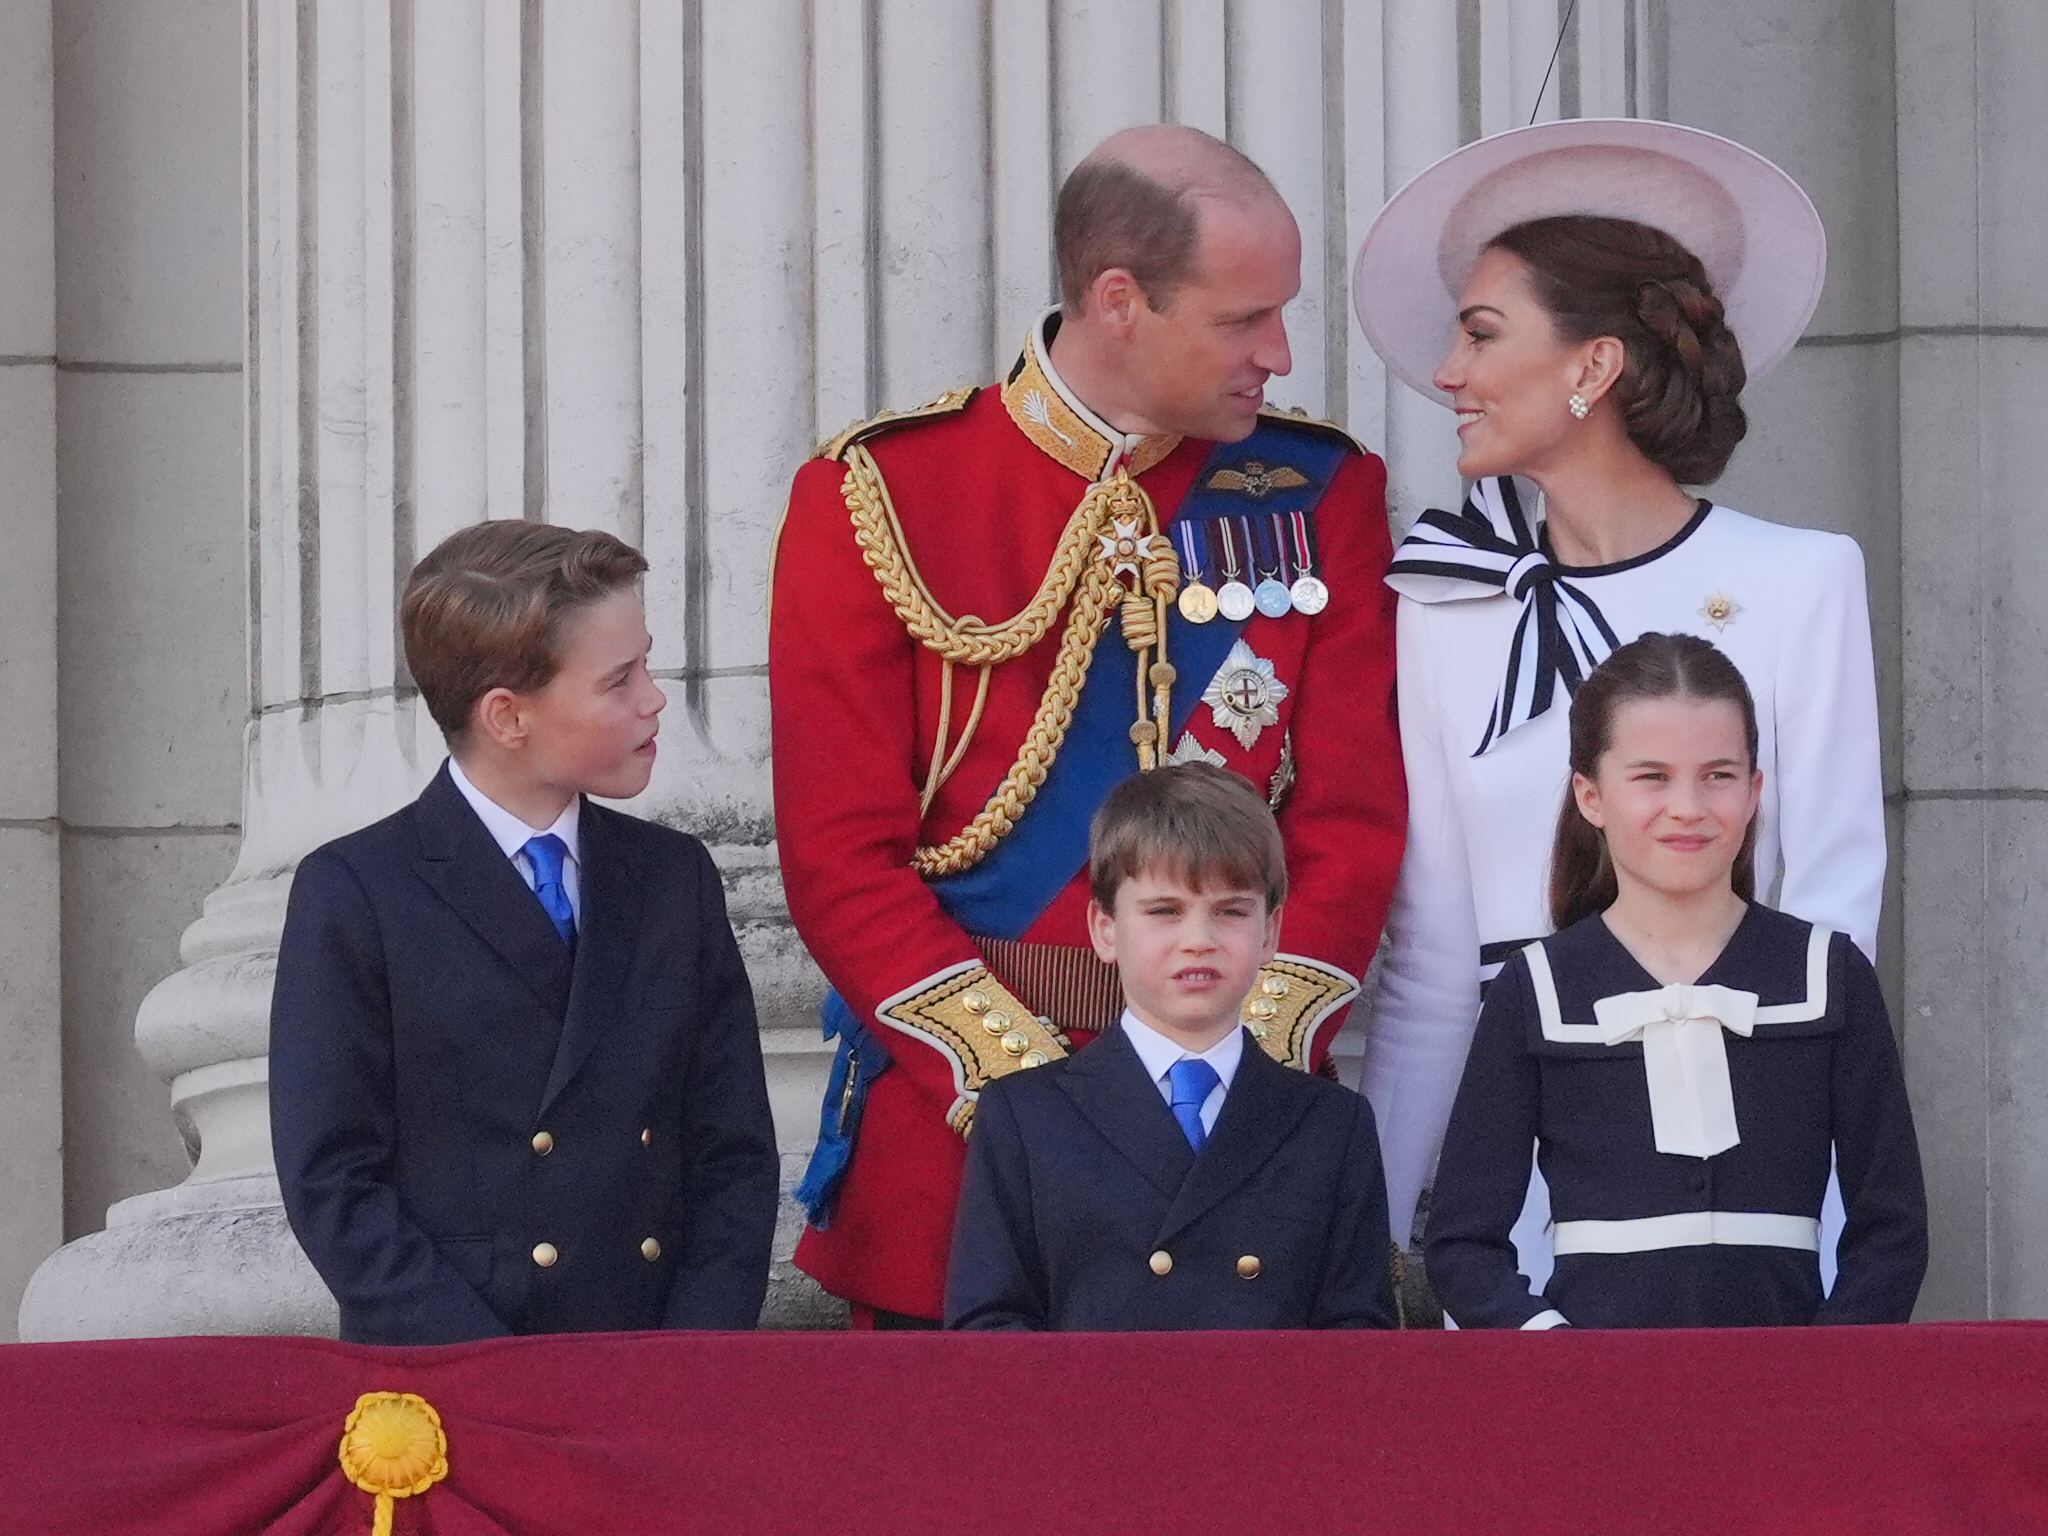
left=1568, top=393, right=1590, bottom=420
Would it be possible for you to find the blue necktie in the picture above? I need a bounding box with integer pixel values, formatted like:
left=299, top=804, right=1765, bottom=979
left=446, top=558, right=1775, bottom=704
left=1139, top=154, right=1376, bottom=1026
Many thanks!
left=522, top=834, right=576, bottom=947
left=1166, top=1058, right=1221, bottom=1151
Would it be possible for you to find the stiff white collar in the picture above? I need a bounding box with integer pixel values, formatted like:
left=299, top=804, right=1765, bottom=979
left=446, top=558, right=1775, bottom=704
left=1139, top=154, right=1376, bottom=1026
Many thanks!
left=1120, top=1009, right=1245, bottom=1092
left=447, top=756, right=582, bottom=867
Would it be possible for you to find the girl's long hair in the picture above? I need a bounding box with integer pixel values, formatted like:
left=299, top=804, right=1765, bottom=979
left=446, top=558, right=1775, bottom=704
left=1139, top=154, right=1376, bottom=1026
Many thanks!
left=1549, top=633, right=1761, bottom=930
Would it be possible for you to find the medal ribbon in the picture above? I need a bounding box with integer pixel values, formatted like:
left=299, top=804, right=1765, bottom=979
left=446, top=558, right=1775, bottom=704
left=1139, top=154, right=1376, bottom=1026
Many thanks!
left=1249, top=514, right=1281, bottom=584
left=928, top=418, right=1347, bottom=938
left=1217, top=518, right=1243, bottom=583
left=1288, top=510, right=1315, bottom=579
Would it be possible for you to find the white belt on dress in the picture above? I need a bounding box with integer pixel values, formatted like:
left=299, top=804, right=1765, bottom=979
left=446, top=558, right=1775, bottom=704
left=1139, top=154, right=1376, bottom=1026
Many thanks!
left=1551, top=1211, right=1821, bottom=1255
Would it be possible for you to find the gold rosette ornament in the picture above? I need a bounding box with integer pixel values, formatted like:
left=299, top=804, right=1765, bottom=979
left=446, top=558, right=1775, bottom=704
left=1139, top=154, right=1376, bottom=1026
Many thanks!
left=338, top=1391, right=450, bottom=1536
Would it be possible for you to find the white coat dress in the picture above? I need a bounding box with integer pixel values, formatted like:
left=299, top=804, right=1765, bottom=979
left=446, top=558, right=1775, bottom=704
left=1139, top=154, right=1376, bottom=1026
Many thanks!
left=1362, top=476, right=1885, bottom=1254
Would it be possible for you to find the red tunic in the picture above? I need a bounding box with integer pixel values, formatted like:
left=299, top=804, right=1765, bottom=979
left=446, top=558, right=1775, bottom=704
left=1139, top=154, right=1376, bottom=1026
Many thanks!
left=770, top=354, right=1405, bottom=1319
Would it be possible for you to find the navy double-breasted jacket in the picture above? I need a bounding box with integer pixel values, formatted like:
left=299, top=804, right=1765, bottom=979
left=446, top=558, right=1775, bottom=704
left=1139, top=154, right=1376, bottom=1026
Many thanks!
left=945, top=1024, right=1397, bottom=1331
left=270, top=763, right=779, bottom=1345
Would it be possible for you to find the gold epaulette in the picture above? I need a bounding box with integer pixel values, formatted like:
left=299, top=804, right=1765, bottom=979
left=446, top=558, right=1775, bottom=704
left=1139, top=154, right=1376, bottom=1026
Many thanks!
left=815, top=386, right=979, bottom=462
left=1241, top=954, right=1361, bottom=1070
left=1256, top=403, right=1370, bottom=457
left=876, top=962, right=1069, bottom=1136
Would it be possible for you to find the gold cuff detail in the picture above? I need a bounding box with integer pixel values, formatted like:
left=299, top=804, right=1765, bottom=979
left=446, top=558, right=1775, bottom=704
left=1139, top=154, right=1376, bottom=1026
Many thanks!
left=879, top=964, right=1069, bottom=1136
left=1240, top=955, right=1360, bottom=1070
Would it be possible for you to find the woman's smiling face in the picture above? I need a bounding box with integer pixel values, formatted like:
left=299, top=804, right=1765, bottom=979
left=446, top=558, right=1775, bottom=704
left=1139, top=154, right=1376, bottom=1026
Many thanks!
left=1432, top=245, right=1596, bottom=482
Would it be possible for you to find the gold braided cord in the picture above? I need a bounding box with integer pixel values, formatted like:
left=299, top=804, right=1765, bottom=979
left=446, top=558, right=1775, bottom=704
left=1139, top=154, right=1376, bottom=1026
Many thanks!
left=918, top=659, right=958, bottom=816
left=936, top=664, right=993, bottom=796
left=917, top=659, right=996, bottom=818
left=842, top=449, right=1177, bottom=877
left=910, top=564, right=1120, bottom=875
left=842, top=445, right=1109, bottom=667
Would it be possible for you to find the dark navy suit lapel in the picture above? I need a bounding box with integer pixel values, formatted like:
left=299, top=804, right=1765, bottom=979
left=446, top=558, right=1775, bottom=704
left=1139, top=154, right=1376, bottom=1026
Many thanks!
left=1055, top=1024, right=1195, bottom=1201
left=538, top=802, right=638, bottom=1115
left=1155, top=1034, right=1317, bottom=1245
left=411, top=764, right=574, bottom=1019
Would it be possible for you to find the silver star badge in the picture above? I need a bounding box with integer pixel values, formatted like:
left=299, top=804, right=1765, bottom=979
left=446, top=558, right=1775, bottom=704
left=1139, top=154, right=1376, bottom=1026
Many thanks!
left=1202, top=639, right=1287, bottom=750
left=1165, top=731, right=1227, bottom=768
left=1700, top=591, right=1741, bottom=630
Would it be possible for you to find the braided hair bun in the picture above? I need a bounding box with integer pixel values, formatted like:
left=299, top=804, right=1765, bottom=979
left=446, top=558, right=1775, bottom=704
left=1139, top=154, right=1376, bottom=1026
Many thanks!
left=1489, top=215, right=1748, bottom=485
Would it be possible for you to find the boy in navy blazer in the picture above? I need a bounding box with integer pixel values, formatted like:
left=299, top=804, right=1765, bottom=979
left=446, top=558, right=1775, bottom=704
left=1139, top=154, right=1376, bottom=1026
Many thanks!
left=271, top=521, right=778, bottom=1344
left=944, top=763, right=1397, bottom=1330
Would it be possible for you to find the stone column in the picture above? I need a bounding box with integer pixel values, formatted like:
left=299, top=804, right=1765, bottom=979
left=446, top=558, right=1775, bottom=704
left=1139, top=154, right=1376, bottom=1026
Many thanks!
left=0, top=3, right=63, bottom=1340
left=1661, top=2, right=1907, bottom=966
left=1895, top=0, right=2048, bottom=1321
left=21, top=0, right=825, bottom=1339
left=1649, top=0, right=2048, bottom=1321
left=22, top=0, right=1639, bottom=1338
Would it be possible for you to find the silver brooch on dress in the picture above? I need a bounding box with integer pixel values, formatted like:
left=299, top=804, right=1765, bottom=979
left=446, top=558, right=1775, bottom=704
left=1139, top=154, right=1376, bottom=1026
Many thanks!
left=1700, top=591, right=1741, bottom=630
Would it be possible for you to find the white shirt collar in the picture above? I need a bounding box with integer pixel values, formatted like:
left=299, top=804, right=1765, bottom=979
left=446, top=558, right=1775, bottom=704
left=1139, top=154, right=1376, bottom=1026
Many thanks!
left=1031, top=308, right=1153, bottom=479
left=447, top=756, right=581, bottom=866
left=1119, top=1009, right=1246, bottom=1089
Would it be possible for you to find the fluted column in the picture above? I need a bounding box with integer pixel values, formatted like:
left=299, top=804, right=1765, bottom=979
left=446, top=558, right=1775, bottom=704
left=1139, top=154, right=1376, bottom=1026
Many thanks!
left=0, top=3, right=61, bottom=1340
left=23, top=0, right=1639, bottom=1337
left=1892, top=0, right=2048, bottom=1319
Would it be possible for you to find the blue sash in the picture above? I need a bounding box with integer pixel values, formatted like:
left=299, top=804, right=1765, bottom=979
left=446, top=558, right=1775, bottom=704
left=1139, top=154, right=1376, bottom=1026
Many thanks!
left=797, top=417, right=1349, bottom=1226
left=927, top=420, right=1349, bottom=938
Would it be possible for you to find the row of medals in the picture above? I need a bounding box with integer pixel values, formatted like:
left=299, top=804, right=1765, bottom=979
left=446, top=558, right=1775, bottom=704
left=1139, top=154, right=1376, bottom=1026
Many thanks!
left=1174, top=515, right=1329, bottom=625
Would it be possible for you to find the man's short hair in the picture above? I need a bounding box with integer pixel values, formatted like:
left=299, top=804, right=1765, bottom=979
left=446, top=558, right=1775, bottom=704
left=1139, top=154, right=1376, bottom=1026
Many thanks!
left=400, top=520, right=649, bottom=743
left=1089, top=762, right=1288, bottom=914
left=1054, top=133, right=1273, bottom=313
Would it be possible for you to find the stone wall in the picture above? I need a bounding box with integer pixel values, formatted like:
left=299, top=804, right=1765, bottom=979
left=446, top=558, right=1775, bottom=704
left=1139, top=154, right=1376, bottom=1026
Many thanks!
left=52, top=0, right=249, bottom=1264
left=1663, top=0, right=2048, bottom=1321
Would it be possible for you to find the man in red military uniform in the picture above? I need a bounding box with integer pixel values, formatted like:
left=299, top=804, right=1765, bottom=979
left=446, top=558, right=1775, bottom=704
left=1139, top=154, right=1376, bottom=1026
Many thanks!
left=771, top=124, right=1405, bottom=1325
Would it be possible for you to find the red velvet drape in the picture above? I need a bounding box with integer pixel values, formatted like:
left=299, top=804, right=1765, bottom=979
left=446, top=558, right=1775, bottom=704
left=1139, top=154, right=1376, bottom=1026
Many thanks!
left=4, top=1324, right=2043, bottom=1534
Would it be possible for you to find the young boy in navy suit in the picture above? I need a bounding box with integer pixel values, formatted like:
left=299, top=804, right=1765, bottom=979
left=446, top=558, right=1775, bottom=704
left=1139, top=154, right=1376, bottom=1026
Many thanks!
left=944, top=763, right=1397, bottom=1330
left=271, top=521, right=779, bottom=1344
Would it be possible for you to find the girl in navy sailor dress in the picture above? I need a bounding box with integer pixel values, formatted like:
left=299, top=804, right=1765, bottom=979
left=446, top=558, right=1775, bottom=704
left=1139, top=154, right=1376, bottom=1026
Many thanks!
left=1425, top=635, right=1927, bottom=1328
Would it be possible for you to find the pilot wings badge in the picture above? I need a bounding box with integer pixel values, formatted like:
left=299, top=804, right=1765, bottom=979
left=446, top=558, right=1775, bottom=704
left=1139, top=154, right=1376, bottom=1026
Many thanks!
left=1204, top=461, right=1309, bottom=500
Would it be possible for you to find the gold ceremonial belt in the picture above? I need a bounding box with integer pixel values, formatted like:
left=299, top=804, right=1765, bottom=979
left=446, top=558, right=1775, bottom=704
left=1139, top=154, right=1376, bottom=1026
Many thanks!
left=971, top=939, right=1360, bottom=1073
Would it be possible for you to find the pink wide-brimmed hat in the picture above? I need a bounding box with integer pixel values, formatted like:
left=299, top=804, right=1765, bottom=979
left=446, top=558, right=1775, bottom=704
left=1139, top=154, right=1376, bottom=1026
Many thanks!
left=1351, top=118, right=1826, bottom=405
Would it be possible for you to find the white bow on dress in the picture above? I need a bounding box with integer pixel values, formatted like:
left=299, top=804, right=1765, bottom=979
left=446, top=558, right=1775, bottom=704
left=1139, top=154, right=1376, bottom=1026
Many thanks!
left=1592, top=983, right=1760, bottom=1159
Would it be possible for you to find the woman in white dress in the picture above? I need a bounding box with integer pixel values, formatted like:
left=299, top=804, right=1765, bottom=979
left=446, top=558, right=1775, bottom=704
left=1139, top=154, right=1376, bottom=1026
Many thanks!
left=1350, top=119, right=1885, bottom=1262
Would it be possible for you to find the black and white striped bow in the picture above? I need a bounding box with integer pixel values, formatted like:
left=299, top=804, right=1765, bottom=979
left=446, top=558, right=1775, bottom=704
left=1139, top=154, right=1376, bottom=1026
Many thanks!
left=1386, top=476, right=1619, bottom=756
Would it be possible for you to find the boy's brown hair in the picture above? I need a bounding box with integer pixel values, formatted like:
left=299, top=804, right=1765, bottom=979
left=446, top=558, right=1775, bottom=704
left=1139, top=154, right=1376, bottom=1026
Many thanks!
left=400, top=520, right=649, bottom=744
left=1088, top=762, right=1287, bottom=913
